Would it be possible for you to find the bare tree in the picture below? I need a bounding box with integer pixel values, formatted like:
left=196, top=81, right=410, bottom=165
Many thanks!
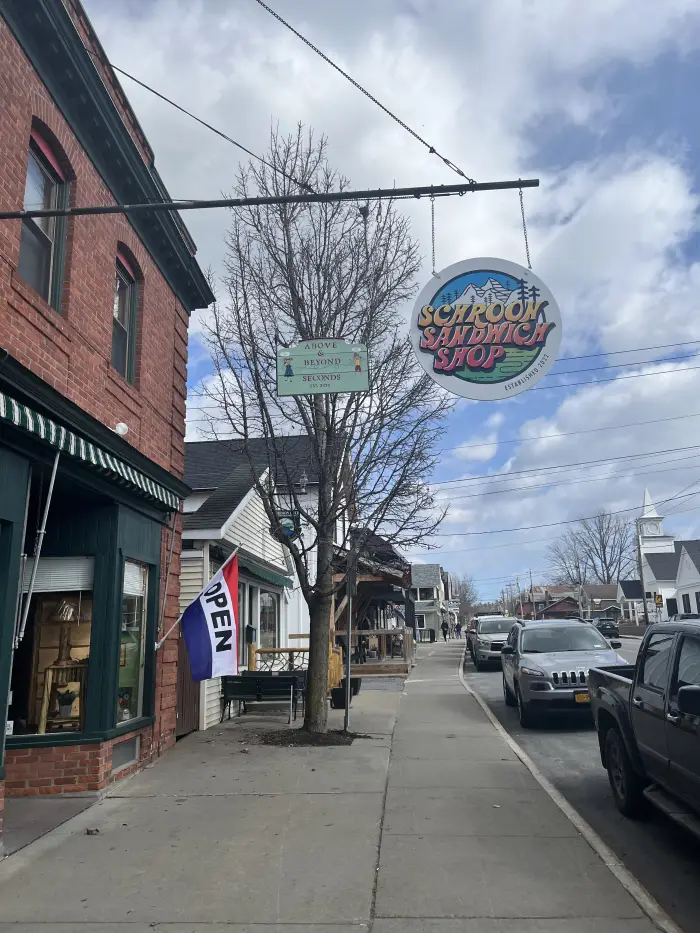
left=452, top=573, right=479, bottom=623
left=547, top=529, right=591, bottom=586
left=547, top=512, right=635, bottom=585
left=199, top=127, right=452, bottom=733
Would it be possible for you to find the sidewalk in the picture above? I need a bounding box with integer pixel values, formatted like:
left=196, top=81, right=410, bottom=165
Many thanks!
left=0, top=644, right=664, bottom=931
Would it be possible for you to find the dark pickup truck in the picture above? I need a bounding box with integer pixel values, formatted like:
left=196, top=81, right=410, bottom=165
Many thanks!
left=588, top=621, right=700, bottom=835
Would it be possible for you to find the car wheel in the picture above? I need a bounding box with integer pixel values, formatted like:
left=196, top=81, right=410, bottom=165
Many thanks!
left=605, top=728, right=646, bottom=817
left=515, top=682, right=537, bottom=727
left=474, top=657, right=484, bottom=672
left=503, top=673, right=516, bottom=707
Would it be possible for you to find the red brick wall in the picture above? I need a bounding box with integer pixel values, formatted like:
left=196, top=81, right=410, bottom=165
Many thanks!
left=3, top=720, right=176, bottom=797
left=0, top=11, right=194, bottom=805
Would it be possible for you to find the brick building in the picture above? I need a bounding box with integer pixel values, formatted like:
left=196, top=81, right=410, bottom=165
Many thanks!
left=0, top=0, right=212, bottom=848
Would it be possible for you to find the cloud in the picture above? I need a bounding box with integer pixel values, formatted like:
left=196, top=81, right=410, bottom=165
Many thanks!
left=81, top=0, right=700, bottom=592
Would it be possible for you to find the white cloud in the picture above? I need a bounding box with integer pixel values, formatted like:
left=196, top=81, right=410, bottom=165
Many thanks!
left=81, top=0, right=700, bottom=589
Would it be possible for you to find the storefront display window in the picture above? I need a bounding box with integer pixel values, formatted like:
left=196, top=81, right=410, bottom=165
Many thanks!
left=117, top=560, right=148, bottom=724
left=9, top=591, right=92, bottom=735
left=259, top=591, right=278, bottom=649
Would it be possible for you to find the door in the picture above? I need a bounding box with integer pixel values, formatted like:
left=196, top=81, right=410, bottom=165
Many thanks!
left=176, top=630, right=199, bottom=737
left=666, top=635, right=700, bottom=805
left=631, top=631, right=675, bottom=782
left=667, top=598, right=678, bottom=617
left=503, top=625, right=519, bottom=688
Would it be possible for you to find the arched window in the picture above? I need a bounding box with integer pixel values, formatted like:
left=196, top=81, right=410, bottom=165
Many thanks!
left=112, top=246, right=140, bottom=383
left=18, top=126, right=71, bottom=310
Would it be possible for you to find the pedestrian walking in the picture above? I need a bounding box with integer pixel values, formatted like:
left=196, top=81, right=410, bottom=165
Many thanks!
left=441, top=620, right=449, bottom=642
left=455, top=621, right=462, bottom=639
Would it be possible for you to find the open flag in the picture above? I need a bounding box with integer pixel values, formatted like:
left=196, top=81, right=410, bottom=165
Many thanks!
left=181, top=555, right=239, bottom=681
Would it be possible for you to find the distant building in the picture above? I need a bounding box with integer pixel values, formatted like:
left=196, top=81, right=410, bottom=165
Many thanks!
left=410, top=564, right=449, bottom=638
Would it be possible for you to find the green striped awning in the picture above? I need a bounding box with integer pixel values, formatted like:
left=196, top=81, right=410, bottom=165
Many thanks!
left=0, top=390, right=179, bottom=510
left=239, top=557, right=293, bottom=589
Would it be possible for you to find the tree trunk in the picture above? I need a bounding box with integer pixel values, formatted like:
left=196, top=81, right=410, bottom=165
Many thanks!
left=304, top=534, right=333, bottom=733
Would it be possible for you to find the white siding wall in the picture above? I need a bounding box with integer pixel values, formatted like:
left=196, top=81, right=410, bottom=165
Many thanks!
left=179, top=552, right=205, bottom=613
left=223, top=490, right=287, bottom=570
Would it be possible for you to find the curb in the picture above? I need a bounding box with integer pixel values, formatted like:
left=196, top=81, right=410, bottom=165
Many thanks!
left=457, top=652, right=682, bottom=933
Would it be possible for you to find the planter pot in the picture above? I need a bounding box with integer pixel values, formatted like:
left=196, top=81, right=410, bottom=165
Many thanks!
left=58, top=705, right=73, bottom=719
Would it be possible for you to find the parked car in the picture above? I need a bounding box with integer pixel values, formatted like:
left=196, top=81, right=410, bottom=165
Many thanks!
left=501, top=620, right=626, bottom=727
left=593, top=617, right=619, bottom=638
left=589, top=621, right=700, bottom=836
left=668, top=613, right=700, bottom=622
left=467, top=616, right=514, bottom=671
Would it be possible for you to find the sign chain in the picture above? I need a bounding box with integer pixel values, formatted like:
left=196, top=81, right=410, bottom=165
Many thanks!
left=431, top=195, right=437, bottom=276
left=519, top=185, right=532, bottom=270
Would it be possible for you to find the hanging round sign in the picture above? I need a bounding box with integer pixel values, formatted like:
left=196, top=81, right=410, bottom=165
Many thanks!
left=410, top=257, right=562, bottom=400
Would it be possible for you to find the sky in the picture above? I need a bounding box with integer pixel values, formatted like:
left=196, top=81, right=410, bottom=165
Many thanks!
left=84, top=0, right=700, bottom=602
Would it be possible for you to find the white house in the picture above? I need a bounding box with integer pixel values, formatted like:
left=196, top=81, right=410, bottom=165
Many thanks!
left=675, top=543, right=700, bottom=616
left=180, top=438, right=315, bottom=730
left=409, top=564, right=448, bottom=638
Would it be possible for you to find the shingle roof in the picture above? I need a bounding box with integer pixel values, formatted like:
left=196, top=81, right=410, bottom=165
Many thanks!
left=583, top=584, right=618, bottom=600
left=185, top=437, right=318, bottom=490
left=619, top=579, right=643, bottom=599
left=681, top=541, right=700, bottom=574
left=183, top=462, right=263, bottom=531
left=410, top=563, right=443, bottom=587
left=645, top=543, right=684, bottom=581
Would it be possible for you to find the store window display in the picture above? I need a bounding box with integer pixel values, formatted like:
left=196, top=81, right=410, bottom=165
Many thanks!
left=117, top=560, right=148, bottom=723
left=9, top=591, right=91, bottom=735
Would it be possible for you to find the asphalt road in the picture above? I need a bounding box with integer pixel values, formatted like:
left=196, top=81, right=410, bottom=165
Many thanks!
left=464, top=637, right=700, bottom=933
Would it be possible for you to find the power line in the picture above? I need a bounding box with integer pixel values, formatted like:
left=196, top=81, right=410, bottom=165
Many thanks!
left=555, top=339, right=700, bottom=363
left=434, top=486, right=700, bottom=537
left=429, top=443, right=700, bottom=490
left=0, top=178, right=537, bottom=222
left=439, top=409, right=700, bottom=455
left=436, top=455, right=700, bottom=502
left=545, top=351, right=699, bottom=377
left=252, top=0, right=475, bottom=184
left=526, top=361, right=700, bottom=394
left=103, top=59, right=314, bottom=193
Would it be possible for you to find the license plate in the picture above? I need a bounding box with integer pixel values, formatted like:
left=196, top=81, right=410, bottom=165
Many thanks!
left=574, top=692, right=590, bottom=704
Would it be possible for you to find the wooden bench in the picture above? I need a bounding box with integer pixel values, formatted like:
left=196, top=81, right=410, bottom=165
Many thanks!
left=221, top=673, right=301, bottom=724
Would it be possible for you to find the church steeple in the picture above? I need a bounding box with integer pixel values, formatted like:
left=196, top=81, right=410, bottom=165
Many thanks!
left=639, top=488, right=674, bottom=553
left=642, top=488, right=659, bottom=519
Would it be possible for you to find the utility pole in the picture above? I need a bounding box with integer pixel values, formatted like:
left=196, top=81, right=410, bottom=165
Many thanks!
left=516, top=576, right=524, bottom=618
left=529, top=569, right=535, bottom=619
left=577, top=583, right=583, bottom=619
left=637, top=519, right=650, bottom=626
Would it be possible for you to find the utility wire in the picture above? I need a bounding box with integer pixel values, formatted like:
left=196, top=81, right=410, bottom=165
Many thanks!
left=434, top=486, right=700, bottom=537
left=545, top=351, right=700, bottom=377
left=87, top=52, right=313, bottom=193
left=555, top=339, right=700, bottom=363
left=437, top=455, right=700, bottom=502
left=436, top=450, right=700, bottom=492
left=438, top=409, right=700, bottom=455
left=527, top=361, right=700, bottom=394
left=429, top=443, right=700, bottom=490
left=252, top=0, right=475, bottom=184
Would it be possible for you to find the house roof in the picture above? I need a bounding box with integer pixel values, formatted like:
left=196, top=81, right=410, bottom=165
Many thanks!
left=645, top=543, right=685, bottom=581
left=619, top=579, right=643, bottom=599
left=185, top=437, right=318, bottom=490
left=583, top=584, right=618, bottom=601
left=411, top=564, right=443, bottom=587
left=183, top=462, right=264, bottom=532
left=681, top=541, right=700, bottom=574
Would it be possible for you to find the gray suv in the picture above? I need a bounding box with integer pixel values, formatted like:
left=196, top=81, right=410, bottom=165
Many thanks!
left=501, top=620, right=627, bottom=727
left=467, top=616, right=514, bottom=671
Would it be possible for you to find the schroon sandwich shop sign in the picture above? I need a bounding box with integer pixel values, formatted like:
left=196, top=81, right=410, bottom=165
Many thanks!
left=411, top=257, right=562, bottom=400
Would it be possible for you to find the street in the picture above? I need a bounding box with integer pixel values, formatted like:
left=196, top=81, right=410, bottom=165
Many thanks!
left=464, top=636, right=700, bottom=933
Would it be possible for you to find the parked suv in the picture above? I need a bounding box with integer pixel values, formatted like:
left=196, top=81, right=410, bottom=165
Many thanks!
left=467, top=616, right=514, bottom=671
left=501, top=619, right=626, bottom=727
left=593, top=617, right=619, bottom=638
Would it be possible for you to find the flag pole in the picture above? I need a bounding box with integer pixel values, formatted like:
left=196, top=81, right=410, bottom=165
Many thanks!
left=155, top=544, right=240, bottom=650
